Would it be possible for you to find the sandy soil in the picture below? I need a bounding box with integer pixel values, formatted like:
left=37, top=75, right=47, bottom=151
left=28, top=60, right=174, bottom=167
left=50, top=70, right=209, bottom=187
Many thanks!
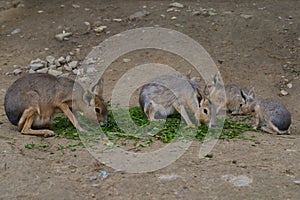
left=0, top=0, right=299, bottom=199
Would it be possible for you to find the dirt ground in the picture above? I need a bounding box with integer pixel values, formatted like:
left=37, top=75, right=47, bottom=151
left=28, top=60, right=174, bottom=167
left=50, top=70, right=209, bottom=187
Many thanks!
left=0, top=0, right=300, bottom=199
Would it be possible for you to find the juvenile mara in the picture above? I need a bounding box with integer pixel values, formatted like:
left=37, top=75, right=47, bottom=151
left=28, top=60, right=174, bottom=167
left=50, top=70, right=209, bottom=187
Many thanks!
left=4, top=73, right=108, bottom=136
left=139, top=75, right=216, bottom=128
left=240, top=88, right=291, bottom=134
left=207, top=74, right=248, bottom=115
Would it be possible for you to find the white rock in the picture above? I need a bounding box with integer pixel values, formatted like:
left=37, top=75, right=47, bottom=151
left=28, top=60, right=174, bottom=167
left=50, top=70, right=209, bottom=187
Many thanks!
left=49, top=64, right=57, bottom=70
left=64, top=65, right=72, bottom=71
left=68, top=61, right=78, bottom=69
left=94, top=26, right=107, bottom=33
left=36, top=68, right=48, bottom=73
left=57, top=56, right=66, bottom=64
left=55, top=31, right=73, bottom=41
left=87, top=67, right=97, bottom=73
left=167, top=8, right=180, bottom=12
left=287, top=83, right=293, bottom=89
left=240, top=14, right=253, bottom=19
left=28, top=69, right=36, bottom=73
left=30, top=58, right=42, bottom=64
left=30, top=63, right=44, bottom=70
left=129, top=10, right=150, bottom=20
left=72, top=69, right=79, bottom=75
left=158, top=174, right=179, bottom=182
left=123, top=58, right=131, bottom=63
left=280, top=89, right=289, bottom=96
left=46, top=56, right=55, bottom=65
left=72, top=4, right=80, bottom=8
left=13, top=69, right=22, bottom=75
left=48, top=69, right=63, bottom=76
left=37, top=10, right=44, bottom=14
left=171, top=16, right=177, bottom=20
left=113, top=18, right=122, bottom=22
left=66, top=55, right=72, bottom=62
left=169, top=2, right=184, bottom=8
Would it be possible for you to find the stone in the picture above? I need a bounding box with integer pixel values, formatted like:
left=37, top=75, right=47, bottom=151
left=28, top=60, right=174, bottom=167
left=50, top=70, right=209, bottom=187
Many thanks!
left=28, top=69, right=36, bottom=73
left=11, top=28, right=21, bottom=35
left=30, top=63, right=44, bottom=70
left=66, top=55, right=72, bottom=62
left=280, top=89, right=289, bottom=96
left=64, top=65, right=72, bottom=71
left=72, top=4, right=80, bottom=8
left=129, top=10, right=150, bottom=20
left=158, top=174, right=179, bottom=182
left=68, top=61, right=78, bottom=69
left=122, top=58, right=131, bottom=63
left=171, top=16, right=177, bottom=20
left=87, top=67, right=97, bottom=73
left=48, top=69, right=63, bottom=76
left=57, top=56, right=66, bottom=64
left=36, top=68, right=48, bottom=73
left=49, top=64, right=57, bottom=70
left=13, top=69, right=22, bottom=75
left=240, top=14, right=253, bottom=19
left=287, top=83, right=292, bottom=89
left=94, top=26, right=107, bottom=33
left=46, top=56, right=55, bottom=65
left=169, top=2, right=184, bottom=8
left=113, top=18, right=122, bottom=22
left=55, top=31, right=73, bottom=41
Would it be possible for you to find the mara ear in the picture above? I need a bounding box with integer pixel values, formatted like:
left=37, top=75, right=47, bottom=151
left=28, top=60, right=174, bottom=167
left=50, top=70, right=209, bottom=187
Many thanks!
left=195, top=88, right=205, bottom=106
left=203, top=84, right=209, bottom=95
left=241, top=89, right=248, bottom=101
left=91, top=78, right=104, bottom=96
left=186, top=69, right=192, bottom=80
left=248, top=87, right=255, bottom=99
left=83, top=90, right=93, bottom=106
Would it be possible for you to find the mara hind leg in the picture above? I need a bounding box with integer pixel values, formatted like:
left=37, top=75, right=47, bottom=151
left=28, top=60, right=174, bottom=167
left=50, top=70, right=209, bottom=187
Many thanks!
left=262, top=121, right=289, bottom=135
left=19, top=107, right=55, bottom=136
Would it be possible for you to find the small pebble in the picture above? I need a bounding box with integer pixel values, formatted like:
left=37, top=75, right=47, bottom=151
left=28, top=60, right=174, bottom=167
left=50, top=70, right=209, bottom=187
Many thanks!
left=171, top=16, right=177, bottom=20
left=64, top=65, right=72, bottom=72
left=72, top=4, right=80, bottom=8
left=123, top=58, right=131, bottom=63
left=113, top=18, right=122, bottom=22
left=46, top=56, right=55, bottom=65
left=280, top=89, right=289, bottom=96
left=94, top=26, right=107, bottom=33
left=55, top=31, right=73, bottom=41
left=11, top=28, right=21, bottom=35
left=294, top=180, right=300, bottom=184
left=89, top=175, right=97, bottom=181
left=240, top=14, right=253, bottom=19
left=13, top=69, right=22, bottom=75
left=48, top=69, right=63, bottom=76
left=91, top=183, right=100, bottom=188
left=98, top=171, right=110, bottom=180
left=287, top=83, right=292, bottom=89
left=158, top=174, right=179, bottom=182
left=36, top=68, right=48, bottom=73
left=169, top=2, right=184, bottom=8
left=57, top=56, right=66, bottom=64
left=30, top=63, right=44, bottom=70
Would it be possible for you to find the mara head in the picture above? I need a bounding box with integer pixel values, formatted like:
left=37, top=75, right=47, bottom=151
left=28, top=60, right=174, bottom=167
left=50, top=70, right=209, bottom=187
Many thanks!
left=240, top=87, right=255, bottom=114
left=195, top=88, right=217, bottom=128
left=78, top=78, right=108, bottom=124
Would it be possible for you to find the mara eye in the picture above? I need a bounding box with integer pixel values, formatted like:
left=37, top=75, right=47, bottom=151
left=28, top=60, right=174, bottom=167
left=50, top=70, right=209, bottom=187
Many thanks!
left=203, top=108, right=208, bottom=115
left=240, top=103, right=243, bottom=107
left=95, top=108, right=101, bottom=113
